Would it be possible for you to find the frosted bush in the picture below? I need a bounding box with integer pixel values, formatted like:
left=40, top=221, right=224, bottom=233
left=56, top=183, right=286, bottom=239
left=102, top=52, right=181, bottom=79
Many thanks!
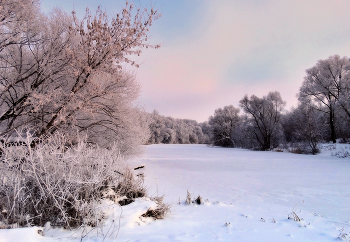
left=288, top=142, right=320, bottom=155
left=331, top=149, right=350, bottom=158
left=0, top=132, right=145, bottom=228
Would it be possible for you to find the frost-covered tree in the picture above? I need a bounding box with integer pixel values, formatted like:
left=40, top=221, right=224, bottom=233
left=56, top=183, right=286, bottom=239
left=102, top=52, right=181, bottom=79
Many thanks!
left=208, top=105, right=240, bottom=147
left=288, top=101, right=324, bottom=154
left=298, top=55, right=350, bottom=143
left=239, top=91, right=286, bottom=150
left=334, top=107, right=350, bottom=142
left=148, top=110, right=166, bottom=144
left=231, top=114, right=254, bottom=149
left=0, top=0, right=41, bottom=51
left=199, top=121, right=211, bottom=144
left=0, top=1, right=159, bottom=154
left=147, top=111, right=206, bottom=145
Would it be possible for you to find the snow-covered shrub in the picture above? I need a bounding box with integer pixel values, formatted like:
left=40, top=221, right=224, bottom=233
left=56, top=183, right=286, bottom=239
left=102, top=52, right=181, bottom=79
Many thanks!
left=337, top=233, right=350, bottom=241
left=141, top=196, right=170, bottom=220
left=321, top=144, right=336, bottom=151
left=194, top=195, right=204, bottom=205
left=182, top=191, right=205, bottom=205
left=288, top=142, right=320, bottom=155
left=0, top=132, right=145, bottom=228
left=331, top=149, right=350, bottom=158
left=185, top=191, right=192, bottom=205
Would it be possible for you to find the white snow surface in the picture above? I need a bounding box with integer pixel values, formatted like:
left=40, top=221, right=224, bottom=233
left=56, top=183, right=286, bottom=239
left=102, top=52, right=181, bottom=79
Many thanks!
left=1, top=144, right=350, bottom=242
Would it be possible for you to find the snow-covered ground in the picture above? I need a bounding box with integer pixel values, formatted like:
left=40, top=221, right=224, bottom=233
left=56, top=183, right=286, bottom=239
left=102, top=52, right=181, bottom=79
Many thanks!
left=1, top=144, right=350, bottom=242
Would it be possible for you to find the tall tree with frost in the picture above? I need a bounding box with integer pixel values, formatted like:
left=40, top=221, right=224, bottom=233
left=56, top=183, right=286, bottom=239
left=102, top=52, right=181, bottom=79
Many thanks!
left=239, top=91, right=285, bottom=150
left=208, top=105, right=240, bottom=147
left=0, top=1, right=159, bottom=153
left=298, top=55, right=350, bottom=143
left=290, top=100, right=324, bottom=154
left=0, top=0, right=41, bottom=51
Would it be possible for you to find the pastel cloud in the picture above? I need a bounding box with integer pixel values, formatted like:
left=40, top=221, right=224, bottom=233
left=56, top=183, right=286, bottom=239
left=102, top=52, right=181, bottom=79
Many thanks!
left=136, top=0, right=350, bottom=121
left=40, top=0, right=350, bottom=122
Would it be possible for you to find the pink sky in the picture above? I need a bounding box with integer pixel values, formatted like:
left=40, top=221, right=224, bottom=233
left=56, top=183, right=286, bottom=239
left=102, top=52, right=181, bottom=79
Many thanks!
left=42, top=0, right=350, bottom=122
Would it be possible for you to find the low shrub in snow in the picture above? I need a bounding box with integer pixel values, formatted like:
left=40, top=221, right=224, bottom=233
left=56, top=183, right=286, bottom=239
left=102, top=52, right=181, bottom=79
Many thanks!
left=183, top=191, right=205, bottom=205
left=320, top=144, right=336, bottom=151
left=288, top=201, right=304, bottom=222
left=287, top=142, right=320, bottom=155
left=0, top=132, right=146, bottom=229
left=142, top=196, right=170, bottom=219
left=185, top=190, right=192, bottom=205
left=331, top=149, right=350, bottom=158
left=338, top=233, right=350, bottom=241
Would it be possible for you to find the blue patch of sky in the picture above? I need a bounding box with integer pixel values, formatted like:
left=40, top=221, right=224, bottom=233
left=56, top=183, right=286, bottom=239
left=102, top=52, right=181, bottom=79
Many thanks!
left=150, top=1, right=205, bottom=40
left=41, top=0, right=129, bottom=17
left=225, top=59, right=280, bottom=85
left=41, top=0, right=206, bottom=45
left=223, top=40, right=290, bottom=85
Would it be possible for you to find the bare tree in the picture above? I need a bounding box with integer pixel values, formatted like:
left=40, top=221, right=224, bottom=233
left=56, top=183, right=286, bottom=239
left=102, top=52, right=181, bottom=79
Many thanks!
left=298, top=55, right=350, bottom=143
left=0, top=8, right=72, bottom=136
left=0, top=0, right=41, bottom=52
left=289, top=100, right=324, bottom=154
left=208, top=105, right=240, bottom=147
left=239, top=91, right=285, bottom=150
left=0, top=1, right=159, bottom=153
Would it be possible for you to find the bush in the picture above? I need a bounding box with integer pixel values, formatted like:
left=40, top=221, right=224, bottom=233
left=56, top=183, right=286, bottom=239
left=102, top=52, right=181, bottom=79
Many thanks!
left=288, top=142, right=320, bottom=155
left=0, top=132, right=145, bottom=228
left=141, top=196, right=170, bottom=220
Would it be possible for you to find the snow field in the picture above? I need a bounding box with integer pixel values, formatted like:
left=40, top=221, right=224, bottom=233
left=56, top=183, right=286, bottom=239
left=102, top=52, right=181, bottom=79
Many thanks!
left=0, top=144, right=350, bottom=241
left=129, top=144, right=350, bottom=241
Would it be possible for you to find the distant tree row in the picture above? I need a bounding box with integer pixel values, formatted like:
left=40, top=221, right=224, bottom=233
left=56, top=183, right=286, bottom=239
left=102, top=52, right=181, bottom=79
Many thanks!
left=146, top=110, right=211, bottom=145
left=147, top=55, right=350, bottom=154
left=207, top=55, right=350, bottom=154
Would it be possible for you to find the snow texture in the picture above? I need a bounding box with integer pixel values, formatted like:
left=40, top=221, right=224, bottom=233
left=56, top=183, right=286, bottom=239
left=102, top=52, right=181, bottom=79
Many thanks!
left=1, top=144, right=350, bottom=241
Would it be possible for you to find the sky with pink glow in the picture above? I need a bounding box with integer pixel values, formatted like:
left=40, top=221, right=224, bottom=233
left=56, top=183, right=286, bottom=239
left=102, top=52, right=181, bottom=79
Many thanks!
left=41, top=0, right=350, bottom=122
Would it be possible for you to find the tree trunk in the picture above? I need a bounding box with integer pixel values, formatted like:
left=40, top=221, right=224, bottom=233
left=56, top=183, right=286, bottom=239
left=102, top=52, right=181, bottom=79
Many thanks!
left=263, top=135, right=270, bottom=151
left=329, top=109, right=336, bottom=143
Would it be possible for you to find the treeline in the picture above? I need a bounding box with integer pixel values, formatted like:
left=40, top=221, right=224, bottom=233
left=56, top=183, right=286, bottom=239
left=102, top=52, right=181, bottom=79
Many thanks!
left=146, top=110, right=211, bottom=144
left=147, top=55, right=350, bottom=154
